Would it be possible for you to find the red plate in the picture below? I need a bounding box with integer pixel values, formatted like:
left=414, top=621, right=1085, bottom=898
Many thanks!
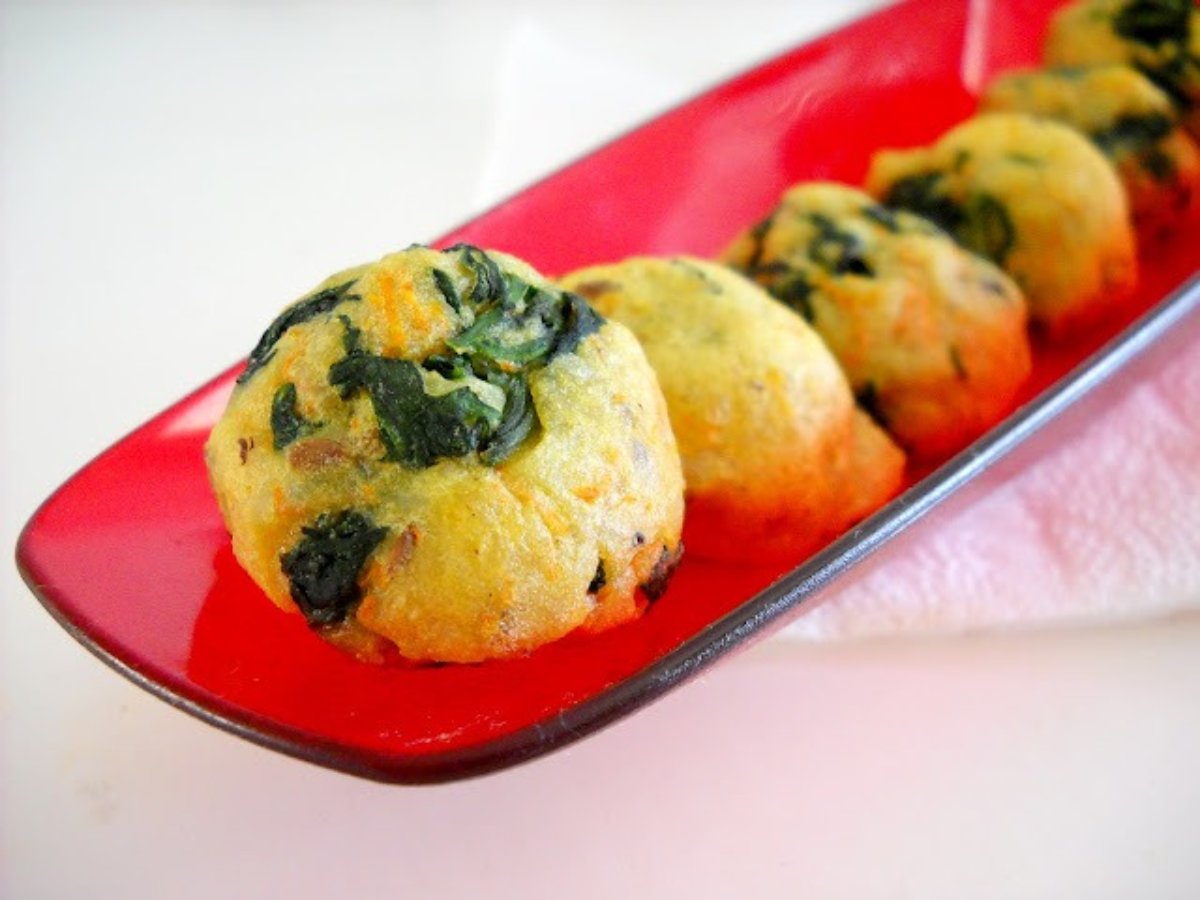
left=16, top=0, right=1200, bottom=782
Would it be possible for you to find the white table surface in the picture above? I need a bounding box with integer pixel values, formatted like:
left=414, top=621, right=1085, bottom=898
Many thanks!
left=3, top=2, right=1199, bottom=897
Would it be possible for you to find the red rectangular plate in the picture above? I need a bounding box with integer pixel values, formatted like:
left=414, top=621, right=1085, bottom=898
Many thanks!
left=17, top=0, right=1200, bottom=782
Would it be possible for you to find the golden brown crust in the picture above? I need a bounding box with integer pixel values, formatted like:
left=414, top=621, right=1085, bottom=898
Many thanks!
left=1045, top=0, right=1200, bottom=139
left=723, top=182, right=1033, bottom=459
left=866, top=114, right=1137, bottom=338
left=981, top=65, right=1200, bottom=237
left=561, top=256, right=905, bottom=564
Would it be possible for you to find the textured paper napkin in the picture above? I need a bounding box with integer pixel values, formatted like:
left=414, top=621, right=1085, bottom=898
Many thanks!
left=476, top=19, right=1200, bottom=640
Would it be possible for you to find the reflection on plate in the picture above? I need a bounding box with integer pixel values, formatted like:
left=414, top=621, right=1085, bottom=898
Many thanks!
left=16, top=0, right=1200, bottom=782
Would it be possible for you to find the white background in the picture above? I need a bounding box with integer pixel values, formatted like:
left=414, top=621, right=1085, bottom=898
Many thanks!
left=3, top=1, right=1199, bottom=896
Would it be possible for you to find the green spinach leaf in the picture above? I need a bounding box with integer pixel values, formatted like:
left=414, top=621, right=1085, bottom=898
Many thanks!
left=861, top=204, right=901, bottom=233
left=330, top=349, right=503, bottom=469
left=280, top=509, right=388, bottom=627
left=1113, top=0, right=1190, bottom=46
left=774, top=270, right=817, bottom=322
left=1133, top=59, right=1194, bottom=109
left=432, top=267, right=463, bottom=314
left=479, top=371, right=537, bottom=466
left=1141, top=145, right=1178, bottom=181
left=744, top=214, right=775, bottom=269
left=588, top=559, right=607, bottom=594
left=744, top=260, right=816, bottom=322
left=960, top=193, right=1016, bottom=265
left=884, top=172, right=964, bottom=235
left=547, top=291, right=604, bottom=360
left=270, top=382, right=322, bottom=450
left=855, top=381, right=889, bottom=428
left=240, top=280, right=358, bottom=385
left=807, top=213, right=874, bottom=277
left=1092, top=112, right=1175, bottom=154
left=448, top=243, right=505, bottom=306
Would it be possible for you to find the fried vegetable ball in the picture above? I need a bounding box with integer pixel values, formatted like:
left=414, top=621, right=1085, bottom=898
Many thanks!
left=866, top=114, right=1138, bottom=338
left=722, top=183, right=1032, bottom=460
left=560, top=256, right=905, bottom=564
left=1045, top=0, right=1200, bottom=138
left=981, top=64, right=1200, bottom=235
left=206, top=244, right=685, bottom=664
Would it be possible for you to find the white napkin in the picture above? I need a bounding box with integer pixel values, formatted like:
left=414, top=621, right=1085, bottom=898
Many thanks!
left=475, top=20, right=1200, bottom=641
